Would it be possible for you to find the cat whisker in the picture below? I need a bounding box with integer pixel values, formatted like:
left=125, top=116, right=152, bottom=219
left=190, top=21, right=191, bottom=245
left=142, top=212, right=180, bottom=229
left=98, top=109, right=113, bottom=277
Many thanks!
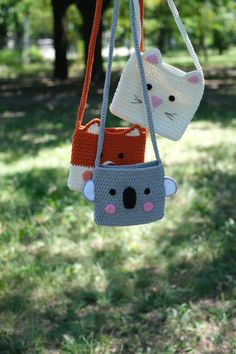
left=131, top=94, right=142, bottom=104
left=165, top=112, right=177, bottom=121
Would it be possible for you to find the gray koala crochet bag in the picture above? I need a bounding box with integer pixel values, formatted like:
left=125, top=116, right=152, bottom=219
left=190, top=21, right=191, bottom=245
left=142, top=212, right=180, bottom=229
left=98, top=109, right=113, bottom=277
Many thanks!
left=83, top=0, right=177, bottom=226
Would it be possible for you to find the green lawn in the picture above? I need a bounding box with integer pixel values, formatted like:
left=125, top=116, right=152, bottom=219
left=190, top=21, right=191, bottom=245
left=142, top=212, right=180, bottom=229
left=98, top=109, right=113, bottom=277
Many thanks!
left=0, top=54, right=236, bottom=353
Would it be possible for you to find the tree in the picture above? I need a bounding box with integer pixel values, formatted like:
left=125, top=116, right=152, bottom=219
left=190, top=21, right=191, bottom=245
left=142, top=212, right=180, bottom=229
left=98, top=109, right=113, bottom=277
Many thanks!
left=51, top=0, right=111, bottom=80
left=51, top=0, right=72, bottom=80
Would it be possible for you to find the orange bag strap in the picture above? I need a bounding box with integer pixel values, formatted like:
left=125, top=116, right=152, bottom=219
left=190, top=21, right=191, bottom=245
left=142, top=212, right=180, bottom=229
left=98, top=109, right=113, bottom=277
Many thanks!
left=75, top=0, right=144, bottom=129
left=139, top=0, right=144, bottom=51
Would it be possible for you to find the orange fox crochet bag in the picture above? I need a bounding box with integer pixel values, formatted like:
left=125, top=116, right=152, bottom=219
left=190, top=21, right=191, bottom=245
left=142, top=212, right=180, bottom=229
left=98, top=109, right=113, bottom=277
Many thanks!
left=68, top=0, right=146, bottom=192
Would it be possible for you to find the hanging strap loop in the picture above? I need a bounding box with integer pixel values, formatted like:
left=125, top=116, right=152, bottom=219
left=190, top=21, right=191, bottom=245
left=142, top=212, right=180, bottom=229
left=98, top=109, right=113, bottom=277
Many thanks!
left=95, top=0, right=161, bottom=167
left=130, top=0, right=161, bottom=162
left=76, top=0, right=144, bottom=130
left=76, top=0, right=103, bottom=129
left=167, top=0, right=203, bottom=75
left=95, top=0, right=119, bottom=167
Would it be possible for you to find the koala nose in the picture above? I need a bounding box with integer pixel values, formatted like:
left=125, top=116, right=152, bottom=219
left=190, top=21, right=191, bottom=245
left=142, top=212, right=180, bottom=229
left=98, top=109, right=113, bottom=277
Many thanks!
left=123, top=187, right=136, bottom=209
left=151, top=95, right=163, bottom=108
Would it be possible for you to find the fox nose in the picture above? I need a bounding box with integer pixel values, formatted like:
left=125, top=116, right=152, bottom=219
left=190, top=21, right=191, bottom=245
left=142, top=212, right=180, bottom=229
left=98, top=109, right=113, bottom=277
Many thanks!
left=151, top=95, right=163, bottom=108
left=123, top=187, right=136, bottom=209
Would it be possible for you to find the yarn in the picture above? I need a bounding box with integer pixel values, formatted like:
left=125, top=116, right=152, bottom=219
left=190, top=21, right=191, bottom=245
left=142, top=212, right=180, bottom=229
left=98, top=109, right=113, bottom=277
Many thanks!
left=68, top=0, right=146, bottom=192
left=83, top=0, right=177, bottom=226
left=110, top=0, right=205, bottom=141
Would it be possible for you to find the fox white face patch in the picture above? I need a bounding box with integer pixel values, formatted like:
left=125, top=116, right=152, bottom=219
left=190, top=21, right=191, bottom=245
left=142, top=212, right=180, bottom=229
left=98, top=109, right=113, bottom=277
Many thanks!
left=110, top=48, right=204, bottom=141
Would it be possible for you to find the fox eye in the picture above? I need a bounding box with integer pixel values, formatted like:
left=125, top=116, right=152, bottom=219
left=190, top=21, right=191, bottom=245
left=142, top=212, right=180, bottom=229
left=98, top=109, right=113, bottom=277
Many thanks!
left=109, top=189, right=116, bottom=196
left=118, top=153, right=124, bottom=159
left=147, top=84, right=152, bottom=91
left=144, top=188, right=150, bottom=195
left=169, top=95, right=175, bottom=102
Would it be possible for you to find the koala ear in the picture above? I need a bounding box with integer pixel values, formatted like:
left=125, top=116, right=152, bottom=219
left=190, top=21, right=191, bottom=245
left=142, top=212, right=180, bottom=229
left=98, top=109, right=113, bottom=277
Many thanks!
left=164, top=177, right=177, bottom=197
left=144, top=49, right=162, bottom=66
left=185, top=71, right=203, bottom=84
left=83, top=180, right=95, bottom=202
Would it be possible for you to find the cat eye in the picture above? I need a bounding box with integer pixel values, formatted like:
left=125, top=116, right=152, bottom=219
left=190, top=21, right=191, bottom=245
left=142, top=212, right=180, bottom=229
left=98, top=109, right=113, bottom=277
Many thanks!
left=109, top=189, right=116, bottom=196
left=118, top=153, right=124, bottom=159
left=147, top=84, right=152, bottom=91
left=144, top=188, right=150, bottom=195
left=169, top=95, right=175, bottom=102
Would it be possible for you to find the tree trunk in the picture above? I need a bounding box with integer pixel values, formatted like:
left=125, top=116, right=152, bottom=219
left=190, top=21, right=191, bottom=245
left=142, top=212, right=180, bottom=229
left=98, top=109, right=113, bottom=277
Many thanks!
left=51, top=0, right=111, bottom=81
left=51, top=0, right=70, bottom=80
left=77, top=0, right=111, bottom=82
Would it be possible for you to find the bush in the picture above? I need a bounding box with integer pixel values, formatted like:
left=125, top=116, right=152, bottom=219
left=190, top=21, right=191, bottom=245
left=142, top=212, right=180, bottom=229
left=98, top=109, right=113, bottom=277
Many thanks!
left=0, top=49, right=22, bottom=66
left=27, top=45, right=44, bottom=63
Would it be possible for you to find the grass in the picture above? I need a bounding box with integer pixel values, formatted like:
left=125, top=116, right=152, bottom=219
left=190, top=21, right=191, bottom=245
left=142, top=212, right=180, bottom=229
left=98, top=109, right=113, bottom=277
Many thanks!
left=1, top=46, right=236, bottom=79
left=0, top=52, right=236, bottom=353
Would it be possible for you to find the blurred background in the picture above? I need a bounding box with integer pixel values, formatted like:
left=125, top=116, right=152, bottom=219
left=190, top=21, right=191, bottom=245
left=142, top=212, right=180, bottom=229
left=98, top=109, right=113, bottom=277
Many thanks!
left=0, top=0, right=236, bottom=353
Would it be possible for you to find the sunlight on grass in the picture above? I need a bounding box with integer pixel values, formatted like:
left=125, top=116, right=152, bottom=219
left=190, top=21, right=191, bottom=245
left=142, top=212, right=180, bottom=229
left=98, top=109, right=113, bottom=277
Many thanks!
left=0, top=66, right=236, bottom=352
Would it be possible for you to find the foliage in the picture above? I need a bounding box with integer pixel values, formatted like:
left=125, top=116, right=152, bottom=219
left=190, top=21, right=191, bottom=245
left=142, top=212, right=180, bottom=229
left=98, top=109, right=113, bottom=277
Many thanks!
left=26, top=45, right=44, bottom=63
left=0, top=49, right=22, bottom=66
left=0, top=56, right=236, bottom=353
left=1, top=0, right=236, bottom=56
left=0, top=0, right=52, bottom=48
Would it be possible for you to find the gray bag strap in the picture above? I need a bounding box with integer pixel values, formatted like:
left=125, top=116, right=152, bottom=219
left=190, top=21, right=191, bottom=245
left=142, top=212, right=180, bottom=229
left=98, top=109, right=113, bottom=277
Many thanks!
left=95, top=0, right=161, bottom=166
left=129, top=0, right=161, bottom=162
left=95, top=0, right=119, bottom=167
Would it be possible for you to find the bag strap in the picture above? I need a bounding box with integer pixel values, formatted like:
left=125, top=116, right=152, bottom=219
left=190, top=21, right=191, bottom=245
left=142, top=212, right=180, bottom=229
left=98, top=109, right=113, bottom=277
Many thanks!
left=95, top=0, right=119, bottom=167
left=76, top=0, right=103, bottom=129
left=167, top=0, right=203, bottom=75
left=129, top=0, right=161, bottom=162
left=95, top=0, right=161, bottom=167
left=76, top=0, right=144, bottom=130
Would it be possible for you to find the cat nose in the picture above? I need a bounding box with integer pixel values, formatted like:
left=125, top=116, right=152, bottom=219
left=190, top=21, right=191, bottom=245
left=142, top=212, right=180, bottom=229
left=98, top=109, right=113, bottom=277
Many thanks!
left=151, top=95, right=163, bottom=108
left=123, top=187, right=136, bottom=209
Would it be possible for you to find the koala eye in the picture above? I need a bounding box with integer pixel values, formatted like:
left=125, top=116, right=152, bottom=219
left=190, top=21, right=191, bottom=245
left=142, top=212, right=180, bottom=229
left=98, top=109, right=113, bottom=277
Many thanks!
left=147, top=84, right=152, bottom=91
left=118, top=153, right=124, bottom=159
left=169, top=95, right=175, bottom=102
left=109, top=189, right=116, bottom=196
left=144, top=188, right=150, bottom=195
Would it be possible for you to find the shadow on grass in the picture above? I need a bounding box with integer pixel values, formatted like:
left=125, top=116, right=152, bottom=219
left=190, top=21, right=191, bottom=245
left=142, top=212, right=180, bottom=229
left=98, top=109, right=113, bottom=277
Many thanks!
left=0, top=69, right=236, bottom=165
left=0, top=141, right=236, bottom=352
left=0, top=69, right=236, bottom=352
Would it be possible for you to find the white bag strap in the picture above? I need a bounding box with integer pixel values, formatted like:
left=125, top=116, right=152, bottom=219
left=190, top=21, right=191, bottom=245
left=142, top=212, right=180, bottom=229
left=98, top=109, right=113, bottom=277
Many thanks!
left=167, top=0, right=203, bottom=75
left=134, top=0, right=142, bottom=48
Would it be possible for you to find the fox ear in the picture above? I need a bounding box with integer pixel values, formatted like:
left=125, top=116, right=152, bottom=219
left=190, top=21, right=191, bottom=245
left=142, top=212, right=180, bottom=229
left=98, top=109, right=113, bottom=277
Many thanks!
left=125, top=126, right=141, bottom=137
left=164, top=177, right=177, bottom=197
left=185, top=71, right=203, bottom=84
left=86, top=120, right=100, bottom=135
left=83, top=180, right=95, bottom=202
left=144, top=49, right=162, bottom=66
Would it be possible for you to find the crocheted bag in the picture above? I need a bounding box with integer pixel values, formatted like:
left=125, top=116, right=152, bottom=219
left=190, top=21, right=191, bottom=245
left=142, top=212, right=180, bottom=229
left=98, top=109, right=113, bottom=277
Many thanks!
left=83, top=0, right=177, bottom=226
left=110, top=0, right=205, bottom=141
left=68, top=0, right=146, bottom=192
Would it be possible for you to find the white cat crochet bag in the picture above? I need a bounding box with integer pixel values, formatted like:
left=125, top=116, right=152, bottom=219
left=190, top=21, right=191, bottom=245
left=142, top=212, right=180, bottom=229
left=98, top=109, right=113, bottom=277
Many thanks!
left=110, top=0, right=205, bottom=141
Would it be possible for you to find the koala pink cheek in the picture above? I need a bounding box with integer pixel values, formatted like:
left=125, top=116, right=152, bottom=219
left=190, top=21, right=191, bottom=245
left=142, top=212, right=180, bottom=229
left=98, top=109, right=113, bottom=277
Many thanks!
left=105, top=204, right=116, bottom=214
left=82, top=170, right=93, bottom=181
left=143, top=202, right=153, bottom=212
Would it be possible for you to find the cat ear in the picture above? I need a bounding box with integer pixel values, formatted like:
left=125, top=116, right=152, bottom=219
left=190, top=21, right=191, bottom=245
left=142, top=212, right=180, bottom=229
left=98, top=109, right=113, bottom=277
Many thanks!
left=164, top=177, right=177, bottom=197
left=125, top=125, right=141, bottom=137
left=83, top=180, right=95, bottom=202
left=185, top=71, right=203, bottom=84
left=144, top=49, right=162, bottom=66
left=85, top=120, right=100, bottom=135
